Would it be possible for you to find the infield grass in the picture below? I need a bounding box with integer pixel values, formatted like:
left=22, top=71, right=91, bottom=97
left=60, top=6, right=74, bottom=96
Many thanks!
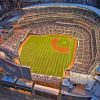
left=19, top=34, right=77, bottom=77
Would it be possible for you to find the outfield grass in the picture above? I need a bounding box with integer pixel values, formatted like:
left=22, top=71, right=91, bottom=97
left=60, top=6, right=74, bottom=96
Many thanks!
left=19, top=34, right=77, bottom=77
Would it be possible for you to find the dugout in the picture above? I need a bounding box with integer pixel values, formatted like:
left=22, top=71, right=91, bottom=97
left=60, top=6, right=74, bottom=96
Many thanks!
left=34, top=84, right=60, bottom=100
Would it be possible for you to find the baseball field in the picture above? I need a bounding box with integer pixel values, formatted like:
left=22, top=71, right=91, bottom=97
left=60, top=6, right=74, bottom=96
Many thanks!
left=19, top=34, right=77, bottom=77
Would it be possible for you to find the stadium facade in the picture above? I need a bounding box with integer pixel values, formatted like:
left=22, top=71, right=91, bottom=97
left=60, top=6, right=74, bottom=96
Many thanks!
left=0, top=2, right=100, bottom=100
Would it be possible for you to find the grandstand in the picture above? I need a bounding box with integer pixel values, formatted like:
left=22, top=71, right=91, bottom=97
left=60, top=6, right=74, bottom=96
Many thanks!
left=12, top=4, right=100, bottom=75
left=0, top=2, right=100, bottom=100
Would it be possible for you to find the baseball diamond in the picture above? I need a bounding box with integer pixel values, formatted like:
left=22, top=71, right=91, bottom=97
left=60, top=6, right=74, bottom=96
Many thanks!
left=19, top=34, right=77, bottom=77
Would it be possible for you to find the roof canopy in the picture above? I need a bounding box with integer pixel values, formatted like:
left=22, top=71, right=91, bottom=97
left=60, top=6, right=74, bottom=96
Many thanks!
left=22, top=3, right=100, bottom=17
left=34, top=84, right=59, bottom=95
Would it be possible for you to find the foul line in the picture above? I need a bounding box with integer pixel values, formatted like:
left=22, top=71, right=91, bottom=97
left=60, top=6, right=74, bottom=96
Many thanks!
left=18, top=35, right=31, bottom=55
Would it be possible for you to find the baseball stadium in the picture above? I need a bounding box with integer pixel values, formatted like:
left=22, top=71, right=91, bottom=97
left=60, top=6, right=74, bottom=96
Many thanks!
left=0, top=0, right=100, bottom=100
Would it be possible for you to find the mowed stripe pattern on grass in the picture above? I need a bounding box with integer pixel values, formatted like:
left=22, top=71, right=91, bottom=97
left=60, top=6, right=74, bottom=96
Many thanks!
left=20, top=35, right=76, bottom=77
